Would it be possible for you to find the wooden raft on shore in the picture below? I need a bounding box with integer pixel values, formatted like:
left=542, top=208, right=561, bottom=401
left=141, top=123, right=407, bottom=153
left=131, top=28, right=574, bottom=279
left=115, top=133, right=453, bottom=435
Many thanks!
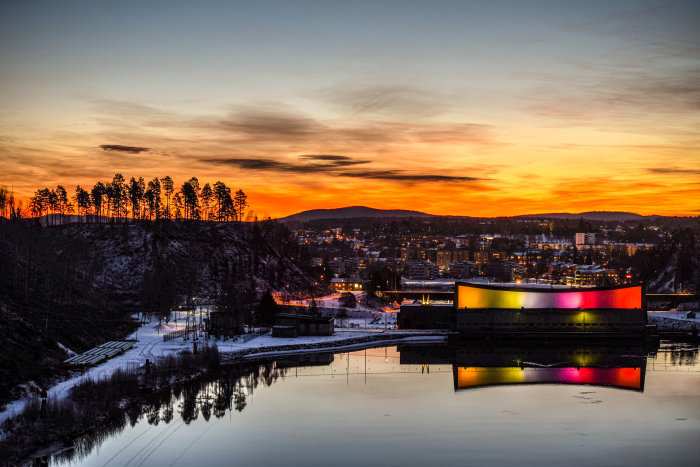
left=63, top=340, right=136, bottom=367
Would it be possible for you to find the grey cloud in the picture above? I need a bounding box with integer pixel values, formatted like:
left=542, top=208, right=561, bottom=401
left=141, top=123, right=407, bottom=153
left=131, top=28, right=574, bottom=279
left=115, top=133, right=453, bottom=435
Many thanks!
left=90, top=99, right=503, bottom=148
left=216, top=109, right=325, bottom=139
left=203, top=155, right=487, bottom=183
left=99, top=144, right=150, bottom=154
left=205, top=155, right=369, bottom=173
left=647, top=167, right=700, bottom=175
left=300, top=154, right=352, bottom=161
left=337, top=170, right=486, bottom=182
left=299, top=154, right=370, bottom=166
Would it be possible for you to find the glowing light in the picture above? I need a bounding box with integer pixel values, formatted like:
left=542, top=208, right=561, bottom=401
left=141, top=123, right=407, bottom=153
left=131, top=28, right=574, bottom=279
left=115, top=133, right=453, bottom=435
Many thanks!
left=456, top=284, right=642, bottom=309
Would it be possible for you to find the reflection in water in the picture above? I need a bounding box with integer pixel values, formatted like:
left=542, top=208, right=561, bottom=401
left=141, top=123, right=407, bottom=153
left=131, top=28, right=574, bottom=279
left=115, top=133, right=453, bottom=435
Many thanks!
left=47, top=339, right=697, bottom=466
left=48, top=360, right=290, bottom=466
left=446, top=339, right=649, bottom=392
left=455, top=367, right=643, bottom=390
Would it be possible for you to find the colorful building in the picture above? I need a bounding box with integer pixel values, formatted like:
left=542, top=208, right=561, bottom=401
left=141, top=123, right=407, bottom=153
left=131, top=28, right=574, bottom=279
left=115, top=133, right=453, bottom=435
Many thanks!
left=453, top=282, right=646, bottom=335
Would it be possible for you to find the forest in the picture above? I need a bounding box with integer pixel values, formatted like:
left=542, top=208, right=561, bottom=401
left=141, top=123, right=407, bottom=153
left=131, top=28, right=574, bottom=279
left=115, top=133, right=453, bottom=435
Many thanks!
left=0, top=174, right=251, bottom=222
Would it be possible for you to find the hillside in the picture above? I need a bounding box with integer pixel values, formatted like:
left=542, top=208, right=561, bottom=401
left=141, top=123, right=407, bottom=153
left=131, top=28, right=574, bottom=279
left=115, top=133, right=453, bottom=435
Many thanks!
left=277, top=206, right=652, bottom=223
left=0, top=219, right=317, bottom=401
left=277, top=206, right=433, bottom=222
left=513, top=211, right=645, bottom=221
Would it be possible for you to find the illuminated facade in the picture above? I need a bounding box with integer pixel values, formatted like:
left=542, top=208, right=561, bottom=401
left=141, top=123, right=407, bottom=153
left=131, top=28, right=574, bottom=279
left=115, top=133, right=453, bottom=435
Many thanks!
left=453, top=283, right=647, bottom=335
left=456, top=283, right=642, bottom=310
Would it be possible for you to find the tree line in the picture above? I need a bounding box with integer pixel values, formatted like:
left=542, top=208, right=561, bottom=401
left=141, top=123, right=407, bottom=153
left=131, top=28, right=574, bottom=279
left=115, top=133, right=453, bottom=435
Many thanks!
left=19, top=174, right=250, bottom=222
left=0, top=185, right=22, bottom=220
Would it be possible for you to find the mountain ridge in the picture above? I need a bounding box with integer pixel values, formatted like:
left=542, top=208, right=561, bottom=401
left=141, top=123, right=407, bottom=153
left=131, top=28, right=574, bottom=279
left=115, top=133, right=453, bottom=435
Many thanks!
left=277, top=206, right=652, bottom=223
left=277, top=206, right=434, bottom=222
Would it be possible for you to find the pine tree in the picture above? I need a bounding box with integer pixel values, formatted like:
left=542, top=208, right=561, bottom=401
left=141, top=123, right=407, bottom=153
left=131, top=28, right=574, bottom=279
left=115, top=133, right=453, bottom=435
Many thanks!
left=110, top=174, right=126, bottom=219
left=233, top=189, right=247, bottom=222
left=91, top=182, right=106, bottom=220
left=256, top=291, right=278, bottom=326
left=147, top=178, right=161, bottom=219
left=128, top=177, right=145, bottom=219
left=200, top=183, right=213, bottom=220
left=73, top=186, right=92, bottom=216
left=160, top=176, right=174, bottom=218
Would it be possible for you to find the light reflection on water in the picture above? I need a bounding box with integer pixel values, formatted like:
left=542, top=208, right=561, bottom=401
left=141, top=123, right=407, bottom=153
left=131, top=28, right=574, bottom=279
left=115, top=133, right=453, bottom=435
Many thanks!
left=48, top=341, right=699, bottom=467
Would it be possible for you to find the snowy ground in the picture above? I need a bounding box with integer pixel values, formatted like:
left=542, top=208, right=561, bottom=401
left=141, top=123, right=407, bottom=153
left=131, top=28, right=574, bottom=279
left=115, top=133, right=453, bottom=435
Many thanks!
left=0, top=306, right=438, bottom=430
left=4, top=299, right=694, bottom=430
left=286, top=291, right=399, bottom=313
left=285, top=292, right=399, bottom=329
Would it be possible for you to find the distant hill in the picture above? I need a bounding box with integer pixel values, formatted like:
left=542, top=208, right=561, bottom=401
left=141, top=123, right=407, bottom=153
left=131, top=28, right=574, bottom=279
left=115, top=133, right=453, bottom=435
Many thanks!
left=514, top=211, right=645, bottom=221
left=277, top=206, right=433, bottom=222
left=276, top=207, right=653, bottom=223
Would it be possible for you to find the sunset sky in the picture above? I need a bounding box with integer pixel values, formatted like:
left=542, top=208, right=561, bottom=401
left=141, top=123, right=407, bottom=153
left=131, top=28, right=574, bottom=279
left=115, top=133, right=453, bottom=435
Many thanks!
left=1, top=0, right=698, bottom=218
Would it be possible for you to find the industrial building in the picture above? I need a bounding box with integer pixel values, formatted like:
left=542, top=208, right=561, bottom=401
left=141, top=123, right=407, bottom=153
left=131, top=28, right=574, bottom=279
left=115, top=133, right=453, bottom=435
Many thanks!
left=455, top=282, right=646, bottom=335
left=398, top=282, right=647, bottom=335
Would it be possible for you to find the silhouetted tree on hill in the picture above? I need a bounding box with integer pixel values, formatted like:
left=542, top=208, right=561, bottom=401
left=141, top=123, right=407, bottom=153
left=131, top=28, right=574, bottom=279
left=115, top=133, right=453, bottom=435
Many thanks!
left=255, top=290, right=278, bottom=326
left=160, top=176, right=174, bottom=219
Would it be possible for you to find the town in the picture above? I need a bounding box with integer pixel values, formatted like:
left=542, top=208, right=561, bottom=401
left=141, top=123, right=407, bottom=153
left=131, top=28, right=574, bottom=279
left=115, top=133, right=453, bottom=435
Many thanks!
left=289, top=214, right=697, bottom=293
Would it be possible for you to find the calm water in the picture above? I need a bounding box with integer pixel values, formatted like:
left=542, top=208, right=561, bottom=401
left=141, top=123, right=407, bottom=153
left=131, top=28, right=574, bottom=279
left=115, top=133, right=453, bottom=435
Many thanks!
left=50, top=340, right=698, bottom=467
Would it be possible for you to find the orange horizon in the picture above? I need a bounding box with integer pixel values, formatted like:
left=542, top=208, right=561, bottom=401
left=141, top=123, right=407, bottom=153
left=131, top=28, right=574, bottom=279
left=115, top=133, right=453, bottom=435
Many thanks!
left=5, top=185, right=698, bottom=220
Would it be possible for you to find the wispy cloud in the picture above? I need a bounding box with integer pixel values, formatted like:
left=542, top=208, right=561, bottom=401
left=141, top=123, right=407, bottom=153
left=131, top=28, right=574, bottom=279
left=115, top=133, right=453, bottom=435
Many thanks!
left=314, top=84, right=456, bottom=118
left=523, top=68, right=700, bottom=125
left=88, top=99, right=504, bottom=149
left=564, top=2, right=700, bottom=60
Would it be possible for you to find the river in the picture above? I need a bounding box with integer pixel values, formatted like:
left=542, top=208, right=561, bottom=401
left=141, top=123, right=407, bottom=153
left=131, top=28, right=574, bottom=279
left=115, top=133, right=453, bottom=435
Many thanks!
left=44, top=339, right=699, bottom=466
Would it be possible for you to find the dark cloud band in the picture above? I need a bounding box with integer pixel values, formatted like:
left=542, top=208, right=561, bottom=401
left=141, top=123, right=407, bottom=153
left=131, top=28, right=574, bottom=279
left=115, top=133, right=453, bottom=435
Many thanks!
left=337, top=171, right=485, bottom=182
left=204, top=155, right=486, bottom=183
left=647, top=167, right=700, bottom=175
left=100, top=144, right=150, bottom=154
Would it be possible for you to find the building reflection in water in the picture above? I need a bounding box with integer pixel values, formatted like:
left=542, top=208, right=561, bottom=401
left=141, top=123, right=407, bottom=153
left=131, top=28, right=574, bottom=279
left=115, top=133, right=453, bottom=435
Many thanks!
left=398, top=338, right=651, bottom=392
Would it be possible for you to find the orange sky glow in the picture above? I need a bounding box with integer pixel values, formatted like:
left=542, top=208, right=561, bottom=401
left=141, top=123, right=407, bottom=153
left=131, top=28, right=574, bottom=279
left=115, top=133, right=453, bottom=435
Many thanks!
left=1, top=1, right=698, bottom=218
